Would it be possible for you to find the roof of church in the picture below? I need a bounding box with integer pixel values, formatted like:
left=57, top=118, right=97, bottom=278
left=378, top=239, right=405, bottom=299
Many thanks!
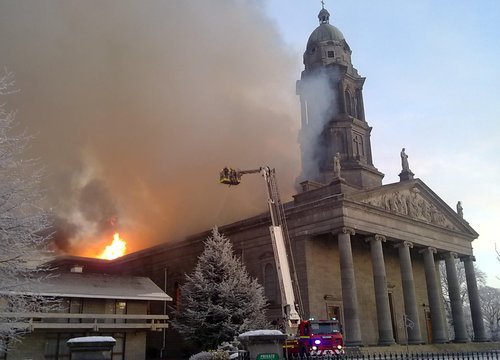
left=308, top=23, right=345, bottom=45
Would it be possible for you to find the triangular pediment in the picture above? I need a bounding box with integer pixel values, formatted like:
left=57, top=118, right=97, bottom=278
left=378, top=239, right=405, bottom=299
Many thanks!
left=346, top=179, right=478, bottom=237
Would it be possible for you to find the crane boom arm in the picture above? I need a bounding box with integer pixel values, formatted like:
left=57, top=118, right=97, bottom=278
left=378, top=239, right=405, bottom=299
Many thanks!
left=270, top=225, right=301, bottom=334
left=219, top=166, right=302, bottom=336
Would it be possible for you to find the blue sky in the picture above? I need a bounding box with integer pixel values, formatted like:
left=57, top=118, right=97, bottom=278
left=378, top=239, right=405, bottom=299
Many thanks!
left=263, top=0, right=500, bottom=287
left=0, top=1, right=497, bottom=286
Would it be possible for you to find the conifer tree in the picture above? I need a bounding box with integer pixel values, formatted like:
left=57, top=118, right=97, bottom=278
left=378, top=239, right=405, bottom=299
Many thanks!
left=172, top=227, right=268, bottom=350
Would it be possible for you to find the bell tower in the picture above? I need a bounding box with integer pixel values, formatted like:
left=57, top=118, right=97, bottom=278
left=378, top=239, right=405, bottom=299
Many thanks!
left=296, top=6, right=384, bottom=189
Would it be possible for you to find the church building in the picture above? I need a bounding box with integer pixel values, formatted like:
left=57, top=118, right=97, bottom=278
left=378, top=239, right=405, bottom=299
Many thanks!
left=114, top=5, right=487, bottom=352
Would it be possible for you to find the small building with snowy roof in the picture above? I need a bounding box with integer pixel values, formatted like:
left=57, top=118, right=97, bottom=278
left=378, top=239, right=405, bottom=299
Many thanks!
left=0, top=256, right=171, bottom=360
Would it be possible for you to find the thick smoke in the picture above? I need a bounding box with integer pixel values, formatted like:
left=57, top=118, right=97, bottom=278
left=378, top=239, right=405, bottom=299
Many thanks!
left=298, top=67, right=341, bottom=183
left=0, top=1, right=300, bottom=256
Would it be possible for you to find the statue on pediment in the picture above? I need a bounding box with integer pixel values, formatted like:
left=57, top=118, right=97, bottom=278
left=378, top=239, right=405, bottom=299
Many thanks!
left=333, top=152, right=341, bottom=178
left=457, top=201, right=463, bottom=218
left=401, top=148, right=410, bottom=172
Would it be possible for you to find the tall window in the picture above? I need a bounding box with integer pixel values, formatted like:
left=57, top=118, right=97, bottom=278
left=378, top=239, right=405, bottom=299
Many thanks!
left=344, top=90, right=353, bottom=116
left=263, top=263, right=278, bottom=305
left=332, top=130, right=345, bottom=156
left=326, top=305, right=341, bottom=321
left=104, top=299, right=116, bottom=324
left=356, top=89, right=364, bottom=120
left=115, top=301, right=127, bottom=324
left=69, top=298, right=82, bottom=324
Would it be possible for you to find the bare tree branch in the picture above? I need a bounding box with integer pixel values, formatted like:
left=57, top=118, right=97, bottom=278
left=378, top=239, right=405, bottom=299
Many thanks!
left=0, top=70, right=54, bottom=352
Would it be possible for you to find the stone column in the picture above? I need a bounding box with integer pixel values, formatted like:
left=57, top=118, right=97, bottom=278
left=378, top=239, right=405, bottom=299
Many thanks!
left=443, top=252, right=468, bottom=342
left=367, top=235, right=395, bottom=345
left=337, top=227, right=363, bottom=346
left=420, top=247, right=447, bottom=343
left=396, top=241, right=423, bottom=344
left=462, top=256, right=488, bottom=341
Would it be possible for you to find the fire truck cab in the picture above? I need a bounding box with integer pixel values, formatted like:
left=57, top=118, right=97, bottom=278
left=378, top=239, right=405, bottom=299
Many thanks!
left=285, top=319, right=344, bottom=356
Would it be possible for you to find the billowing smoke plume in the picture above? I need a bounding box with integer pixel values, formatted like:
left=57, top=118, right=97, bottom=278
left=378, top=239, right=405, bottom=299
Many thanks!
left=298, top=67, right=341, bottom=183
left=0, top=1, right=301, bottom=256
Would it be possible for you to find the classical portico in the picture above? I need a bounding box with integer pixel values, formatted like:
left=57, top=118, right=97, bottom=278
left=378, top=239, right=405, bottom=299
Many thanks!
left=288, top=171, right=485, bottom=345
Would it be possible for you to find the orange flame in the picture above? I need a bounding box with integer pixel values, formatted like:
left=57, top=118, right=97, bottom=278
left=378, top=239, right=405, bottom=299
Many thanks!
left=99, top=233, right=127, bottom=260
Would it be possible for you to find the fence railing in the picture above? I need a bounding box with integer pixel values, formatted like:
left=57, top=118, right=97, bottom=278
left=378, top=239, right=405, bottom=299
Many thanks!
left=0, top=312, right=169, bottom=332
left=237, top=350, right=500, bottom=360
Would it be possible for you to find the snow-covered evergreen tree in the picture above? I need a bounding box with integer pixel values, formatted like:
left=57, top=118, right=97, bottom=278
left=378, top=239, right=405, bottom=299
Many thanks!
left=172, top=227, right=268, bottom=350
left=0, top=70, right=54, bottom=352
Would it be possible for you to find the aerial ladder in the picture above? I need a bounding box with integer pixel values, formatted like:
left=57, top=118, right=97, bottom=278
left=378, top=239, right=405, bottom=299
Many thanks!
left=219, top=167, right=303, bottom=336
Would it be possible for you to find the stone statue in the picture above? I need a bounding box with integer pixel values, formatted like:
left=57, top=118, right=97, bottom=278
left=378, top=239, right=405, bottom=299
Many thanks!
left=333, top=152, right=341, bottom=177
left=400, top=148, right=410, bottom=172
left=457, top=201, right=463, bottom=218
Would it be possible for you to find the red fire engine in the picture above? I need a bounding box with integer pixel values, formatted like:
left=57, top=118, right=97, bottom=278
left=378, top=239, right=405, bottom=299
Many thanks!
left=284, top=319, right=344, bottom=356
left=220, top=167, right=345, bottom=357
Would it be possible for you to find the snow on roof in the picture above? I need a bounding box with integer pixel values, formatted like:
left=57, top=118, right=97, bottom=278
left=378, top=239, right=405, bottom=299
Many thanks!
left=239, top=330, right=284, bottom=337
left=2, top=272, right=172, bottom=302
left=67, top=336, right=116, bottom=344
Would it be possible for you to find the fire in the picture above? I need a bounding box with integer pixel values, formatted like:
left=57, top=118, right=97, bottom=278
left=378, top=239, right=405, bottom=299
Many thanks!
left=99, top=233, right=127, bottom=260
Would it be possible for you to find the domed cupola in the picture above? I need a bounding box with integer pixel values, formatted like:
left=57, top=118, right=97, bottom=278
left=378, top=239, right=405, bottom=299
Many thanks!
left=318, top=8, right=330, bottom=23
left=304, top=7, right=352, bottom=70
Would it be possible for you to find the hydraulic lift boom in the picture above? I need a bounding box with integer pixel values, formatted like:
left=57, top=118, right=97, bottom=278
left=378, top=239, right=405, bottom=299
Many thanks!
left=220, top=167, right=302, bottom=336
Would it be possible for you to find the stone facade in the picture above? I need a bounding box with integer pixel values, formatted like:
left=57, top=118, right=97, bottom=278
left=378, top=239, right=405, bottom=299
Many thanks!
left=110, top=5, right=487, bottom=356
left=114, top=178, right=485, bottom=351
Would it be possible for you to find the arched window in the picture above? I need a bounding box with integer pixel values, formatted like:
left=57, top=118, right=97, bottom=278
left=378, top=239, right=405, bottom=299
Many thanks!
left=356, top=89, right=364, bottom=120
left=344, top=90, right=353, bottom=116
left=332, top=130, right=345, bottom=156
left=264, top=263, right=278, bottom=305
